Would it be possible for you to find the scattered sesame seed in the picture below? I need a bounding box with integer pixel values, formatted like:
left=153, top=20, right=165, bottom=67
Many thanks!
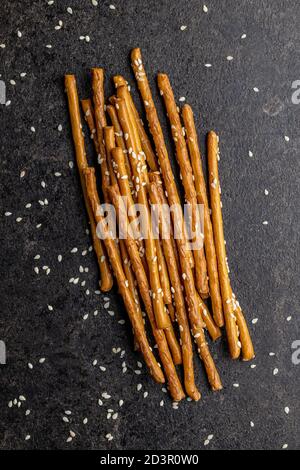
left=253, top=87, right=259, bottom=93
left=180, top=25, right=187, bottom=31
left=284, top=407, right=290, bottom=415
left=273, top=368, right=279, bottom=376
left=227, top=56, right=234, bottom=61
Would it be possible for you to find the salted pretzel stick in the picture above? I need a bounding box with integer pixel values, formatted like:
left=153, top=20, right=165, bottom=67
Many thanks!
left=115, top=97, right=170, bottom=330
left=91, top=68, right=110, bottom=202
left=155, top=239, right=172, bottom=305
left=208, top=131, right=254, bottom=360
left=106, top=104, right=132, bottom=179
left=148, top=182, right=201, bottom=399
left=119, top=236, right=142, bottom=352
left=157, top=73, right=209, bottom=298
left=196, top=292, right=221, bottom=342
left=148, top=172, right=180, bottom=272
left=182, top=104, right=224, bottom=327
left=103, top=126, right=118, bottom=186
left=111, top=147, right=147, bottom=273
left=131, top=50, right=222, bottom=390
left=233, top=299, right=255, bottom=361
left=84, top=168, right=164, bottom=383
left=113, top=76, right=159, bottom=171
left=65, top=76, right=113, bottom=292
left=107, top=184, right=185, bottom=401
left=81, top=99, right=99, bottom=150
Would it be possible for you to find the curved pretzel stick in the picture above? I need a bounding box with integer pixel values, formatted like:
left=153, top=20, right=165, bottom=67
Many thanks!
left=113, top=75, right=159, bottom=171
left=208, top=131, right=254, bottom=360
left=147, top=182, right=201, bottom=400
left=131, top=50, right=222, bottom=390
left=103, top=126, right=118, bottom=186
left=84, top=167, right=164, bottom=383
left=182, top=104, right=224, bottom=327
left=157, top=73, right=209, bottom=298
left=115, top=97, right=170, bottom=330
left=130, top=49, right=194, bottom=268
left=107, top=184, right=185, bottom=401
left=106, top=104, right=132, bottom=179
left=233, top=299, right=255, bottom=361
left=91, top=68, right=110, bottom=202
left=65, top=76, right=113, bottom=292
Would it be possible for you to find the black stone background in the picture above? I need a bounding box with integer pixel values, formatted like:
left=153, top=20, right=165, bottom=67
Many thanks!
left=0, top=0, right=299, bottom=450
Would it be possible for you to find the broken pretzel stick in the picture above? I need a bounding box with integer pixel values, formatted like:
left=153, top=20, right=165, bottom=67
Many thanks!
left=84, top=167, right=164, bottom=383
left=65, top=75, right=113, bottom=292
left=182, top=104, right=224, bottom=327
left=208, top=131, right=254, bottom=360
left=158, top=73, right=209, bottom=299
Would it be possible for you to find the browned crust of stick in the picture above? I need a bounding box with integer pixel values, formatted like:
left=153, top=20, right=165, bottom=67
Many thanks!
left=182, top=104, right=224, bottom=327
left=65, top=76, right=113, bottom=292
left=148, top=181, right=201, bottom=400
left=131, top=48, right=194, bottom=271
left=107, top=184, right=185, bottom=401
left=106, top=104, right=132, bottom=179
left=157, top=73, right=209, bottom=298
left=91, top=68, right=110, bottom=201
left=207, top=131, right=254, bottom=360
left=84, top=167, right=164, bottom=383
left=114, top=75, right=159, bottom=171
left=115, top=97, right=170, bottom=330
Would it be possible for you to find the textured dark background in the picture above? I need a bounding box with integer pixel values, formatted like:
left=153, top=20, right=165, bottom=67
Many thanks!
left=0, top=0, right=299, bottom=451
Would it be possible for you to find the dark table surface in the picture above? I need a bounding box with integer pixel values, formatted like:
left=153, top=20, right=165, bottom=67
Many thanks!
left=0, top=0, right=299, bottom=451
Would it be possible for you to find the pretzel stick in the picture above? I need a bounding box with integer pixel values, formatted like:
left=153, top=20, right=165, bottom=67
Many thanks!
left=113, top=75, right=159, bottom=171
left=196, top=292, right=221, bottom=342
left=182, top=104, right=224, bottom=327
left=91, top=68, right=110, bottom=202
left=103, top=126, right=118, bottom=186
left=167, top=302, right=176, bottom=322
left=115, top=97, right=170, bottom=330
left=119, top=235, right=142, bottom=352
left=65, top=76, right=113, bottom=292
left=131, top=50, right=222, bottom=390
left=207, top=131, right=255, bottom=360
left=111, top=147, right=147, bottom=273
left=81, top=98, right=99, bottom=149
left=147, top=182, right=201, bottom=400
left=157, top=73, right=209, bottom=298
left=155, top=239, right=172, bottom=304
left=106, top=104, right=132, bottom=179
left=107, top=184, right=185, bottom=401
left=233, top=299, right=255, bottom=361
left=84, top=167, right=164, bottom=383
left=148, top=171, right=180, bottom=272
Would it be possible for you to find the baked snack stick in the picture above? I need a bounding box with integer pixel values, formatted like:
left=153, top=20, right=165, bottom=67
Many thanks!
left=157, top=73, right=209, bottom=299
left=106, top=104, right=132, bottom=180
left=130, top=49, right=194, bottom=270
left=81, top=99, right=99, bottom=149
left=65, top=75, right=113, bottom=292
left=182, top=104, right=224, bottom=327
left=115, top=97, right=170, bottom=330
left=111, top=147, right=147, bottom=273
left=208, top=131, right=254, bottom=360
left=155, top=238, right=172, bottom=305
left=91, top=68, right=110, bottom=202
left=84, top=168, right=164, bottom=383
left=103, top=126, right=118, bottom=186
left=113, top=75, right=159, bottom=171
left=147, top=182, right=201, bottom=400
left=107, top=184, right=185, bottom=401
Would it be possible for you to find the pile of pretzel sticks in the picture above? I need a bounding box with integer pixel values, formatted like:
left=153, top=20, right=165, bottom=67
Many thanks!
left=65, top=48, right=254, bottom=402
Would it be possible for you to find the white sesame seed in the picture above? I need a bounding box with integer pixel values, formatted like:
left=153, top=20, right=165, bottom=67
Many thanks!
left=203, top=5, right=208, bottom=13
left=180, top=25, right=187, bottom=31
left=253, top=87, right=259, bottom=93
left=284, top=136, right=290, bottom=142
left=252, top=318, right=258, bottom=324
left=109, top=4, right=116, bottom=9
left=284, top=407, right=290, bottom=415
left=241, top=34, right=247, bottom=39
left=227, top=56, right=234, bottom=61
left=67, top=7, right=73, bottom=14
left=25, top=435, right=31, bottom=441
left=273, top=368, right=279, bottom=376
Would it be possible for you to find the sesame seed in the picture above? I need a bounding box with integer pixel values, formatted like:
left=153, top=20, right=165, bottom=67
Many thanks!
left=203, top=5, right=208, bottom=13
left=180, top=25, right=187, bottom=31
